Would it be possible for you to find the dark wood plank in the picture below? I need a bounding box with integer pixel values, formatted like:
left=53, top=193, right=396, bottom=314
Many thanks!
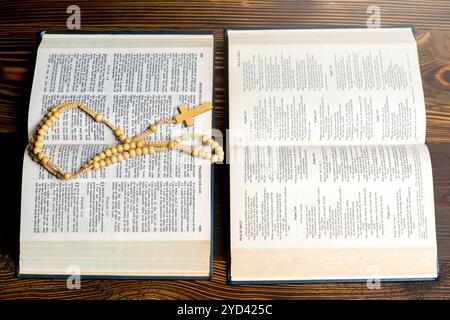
left=0, top=0, right=449, bottom=299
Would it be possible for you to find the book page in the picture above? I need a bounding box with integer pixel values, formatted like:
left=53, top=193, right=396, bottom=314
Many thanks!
left=21, top=33, right=213, bottom=242
left=231, top=144, right=436, bottom=249
left=228, top=28, right=426, bottom=146
left=28, top=34, right=213, bottom=141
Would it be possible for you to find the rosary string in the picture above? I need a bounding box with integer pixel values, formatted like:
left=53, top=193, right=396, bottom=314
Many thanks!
left=28, top=101, right=224, bottom=180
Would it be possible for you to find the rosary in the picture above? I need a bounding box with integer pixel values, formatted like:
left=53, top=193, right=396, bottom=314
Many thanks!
left=28, top=101, right=223, bottom=180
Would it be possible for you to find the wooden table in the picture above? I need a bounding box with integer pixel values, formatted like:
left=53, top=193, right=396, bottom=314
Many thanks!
left=0, top=0, right=449, bottom=299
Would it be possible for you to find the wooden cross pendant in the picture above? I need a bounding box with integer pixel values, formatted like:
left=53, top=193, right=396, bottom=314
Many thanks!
left=174, top=102, right=213, bottom=127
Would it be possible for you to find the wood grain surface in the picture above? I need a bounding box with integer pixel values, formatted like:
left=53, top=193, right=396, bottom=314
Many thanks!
left=0, top=0, right=449, bottom=300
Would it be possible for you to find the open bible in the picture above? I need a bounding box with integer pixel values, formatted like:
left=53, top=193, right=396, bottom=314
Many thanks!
left=227, top=27, right=438, bottom=283
left=19, top=32, right=214, bottom=278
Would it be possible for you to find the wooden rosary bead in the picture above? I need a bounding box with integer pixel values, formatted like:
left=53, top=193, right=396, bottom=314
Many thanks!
left=136, top=148, right=142, bottom=156
left=167, top=141, right=177, bottom=149
left=94, top=114, right=103, bottom=122
left=211, top=141, right=219, bottom=149
left=150, top=124, right=158, bottom=133
left=211, top=155, right=219, bottom=163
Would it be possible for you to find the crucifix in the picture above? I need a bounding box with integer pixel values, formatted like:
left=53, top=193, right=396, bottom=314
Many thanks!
left=174, top=102, right=213, bottom=127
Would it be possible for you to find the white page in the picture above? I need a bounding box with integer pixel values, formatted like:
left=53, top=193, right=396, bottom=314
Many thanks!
left=228, top=28, right=426, bottom=147
left=228, top=28, right=436, bottom=254
left=231, top=144, right=436, bottom=249
left=21, top=34, right=213, bottom=242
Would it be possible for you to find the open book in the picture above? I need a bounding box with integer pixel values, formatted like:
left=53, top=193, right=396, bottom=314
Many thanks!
left=227, top=27, right=438, bottom=283
left=19, top=32, right=214, bottom=278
